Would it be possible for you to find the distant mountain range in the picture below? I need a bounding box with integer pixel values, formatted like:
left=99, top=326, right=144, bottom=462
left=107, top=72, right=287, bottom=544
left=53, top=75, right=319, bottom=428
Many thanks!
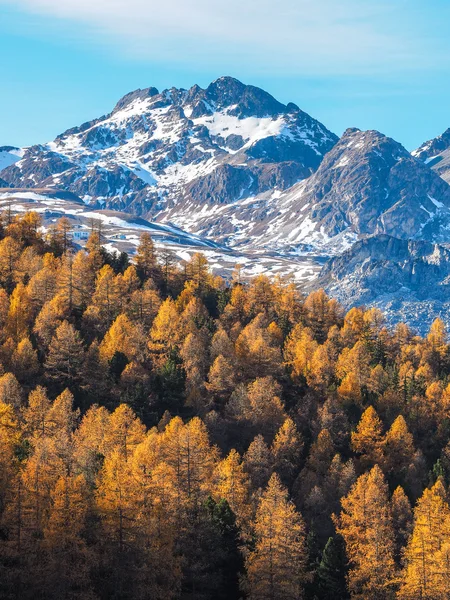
left=1, top=76, right=450, bottom=331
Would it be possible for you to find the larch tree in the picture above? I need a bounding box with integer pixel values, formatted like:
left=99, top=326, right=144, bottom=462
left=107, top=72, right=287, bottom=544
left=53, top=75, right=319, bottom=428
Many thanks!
left=390, top=486, right=412, bottom=564
left=102, top=404, right=146, bottom=461
left=42, top=474, right=94, bottom=600
left=99, top=313, right=146, bottom=364
left=235, top=318, right=282, bottom=379
left=73, top=404, right=111, bottom=485
left=244, top=434, right=273, bottom=492
left=45, top=320, right=85, bottom=390
left=336, top=465, right=396, bottom=600
left=83, top=264, right=121, bottom=332
left=246, top=377, right=286, bottom=440
left=382, top=415, right=415, bottom=479
left=213, top=449, right=251, bottom=527
left=351, top=406, right=384, bottom=468
left=22, top=386, right=52, bottom=439
left=162, top=416, right=217, bottom=507
left=210, top=327, right=235, bottom=362
left=336, top=341, right=372, bottom=403
left=398, top=480, right=450, bottom=600
left=271, top=417, right=303, bottom=486
left=126, top=287, right=161, bottom=328
left=135, top=232, right=157, bottom=280
left=11, top=337, right=39, bottom=382
left=207, top=354, right=236, bottom=400
left=27, top=253, right=59, bottom=310
left=6, top=283, right=32, bottom=341
left=96, top=449, right=135, bottom=552
left=0, top=236, right=22, bottom=290
left=244, top=473, right=308, bottom=600
left=284, top=326, right=318, bottom=381
left=0, top=372, right=23, bottom=411
left=150, top=297, right=181, bottom=352
left=33, top=294, right=70, bottom=349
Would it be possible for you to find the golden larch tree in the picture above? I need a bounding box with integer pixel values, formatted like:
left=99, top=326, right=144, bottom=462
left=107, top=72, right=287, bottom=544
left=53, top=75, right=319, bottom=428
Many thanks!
left=398, top=480, right=450, bottom=600
left=336, top=465, right=396, bottom=599
left=244, top=472, right=308, bottom=600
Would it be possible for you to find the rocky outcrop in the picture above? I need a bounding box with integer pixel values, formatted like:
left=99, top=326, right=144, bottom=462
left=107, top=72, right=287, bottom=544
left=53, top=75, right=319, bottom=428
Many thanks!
left=413, top=128, right=450, bottom=183
left=315, top=234, right=450, bottom=331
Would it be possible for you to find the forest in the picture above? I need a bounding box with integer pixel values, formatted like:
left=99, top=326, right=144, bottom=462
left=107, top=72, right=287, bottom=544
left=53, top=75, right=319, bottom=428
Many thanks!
left=0, top=211, right=449, bottom=599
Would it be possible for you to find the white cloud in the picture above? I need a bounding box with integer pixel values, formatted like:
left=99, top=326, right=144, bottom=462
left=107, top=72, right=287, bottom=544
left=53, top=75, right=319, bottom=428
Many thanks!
left=0, top=0, right=437, bottom=75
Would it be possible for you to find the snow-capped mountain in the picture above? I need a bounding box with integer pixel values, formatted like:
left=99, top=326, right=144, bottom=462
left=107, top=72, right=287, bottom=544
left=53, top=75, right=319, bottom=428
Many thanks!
left=413, top=128, right=450, bottom=183
left=0, top=77, right=337, bottom=227
left=2, top=76, right=450, bottom=330
left=260, top=128, right=450, bottom=251
left=3, top=78, right=449, bottom=255
left=188, top=127, right=450, bottom=253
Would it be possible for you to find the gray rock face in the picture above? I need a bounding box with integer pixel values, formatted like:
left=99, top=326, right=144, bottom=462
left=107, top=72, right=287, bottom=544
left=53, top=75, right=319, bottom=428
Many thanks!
left=0, top=76, right=338, bottom=229
left=316, top=234, right=450, bottom=332
left=413, top=128, right=450, bottom=183
left=256, top=128, right=450, bottom=252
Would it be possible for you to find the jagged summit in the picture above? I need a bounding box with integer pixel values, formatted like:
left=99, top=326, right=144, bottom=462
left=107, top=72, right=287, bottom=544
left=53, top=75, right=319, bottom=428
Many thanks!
left=413, top=127, right=450, bottom=183
left=0, top=76, right=338, bottom=226
left=109, top=76, right=300, bottom=121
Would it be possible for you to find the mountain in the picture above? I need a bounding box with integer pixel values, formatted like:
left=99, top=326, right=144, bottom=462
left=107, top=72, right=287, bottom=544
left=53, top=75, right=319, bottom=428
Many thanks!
left=0, top=146, right=23, bottom=172
left=3, top=79, right=449, bottom=255
left=2, top=76, right=450, bottom=330
left=316, top=234, right=450, bottom=332
left=128, top=126, right=450, bottom=252
left=413, top=128, right=450, bottom=183
left=252, top=128, right=450, bottom=253
left=0, top=77, right=338, bottom=229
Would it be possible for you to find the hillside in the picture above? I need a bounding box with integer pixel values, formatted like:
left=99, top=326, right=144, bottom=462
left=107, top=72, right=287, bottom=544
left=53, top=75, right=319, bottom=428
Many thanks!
left=0, top=213, right=448, bottom=599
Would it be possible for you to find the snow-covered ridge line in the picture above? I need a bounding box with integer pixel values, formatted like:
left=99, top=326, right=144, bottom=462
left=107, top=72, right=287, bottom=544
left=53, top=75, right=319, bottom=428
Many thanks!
left=0, top=76, right=338, bottom=244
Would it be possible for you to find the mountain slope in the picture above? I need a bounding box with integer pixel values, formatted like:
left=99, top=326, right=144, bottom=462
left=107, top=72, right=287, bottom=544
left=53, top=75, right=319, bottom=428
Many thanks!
left=0, top=146, right=23, bottom=172
left=413, top=128, right=450, bottom=183
left=183, top=127, right=450, bottom=252
left=0, top=77, right=338, bottom=226
left=316, top=234, right=450, bottom=332
left=255, top=128, right=450, bottom=251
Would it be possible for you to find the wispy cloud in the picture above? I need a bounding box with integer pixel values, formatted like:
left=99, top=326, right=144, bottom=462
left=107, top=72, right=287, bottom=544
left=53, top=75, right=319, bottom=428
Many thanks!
left=0, top=0, right=439, bottom=76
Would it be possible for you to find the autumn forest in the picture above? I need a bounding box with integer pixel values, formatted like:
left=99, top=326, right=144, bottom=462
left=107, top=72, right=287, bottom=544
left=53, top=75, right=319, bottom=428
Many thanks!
left=0, top=211, right=449, bottom=599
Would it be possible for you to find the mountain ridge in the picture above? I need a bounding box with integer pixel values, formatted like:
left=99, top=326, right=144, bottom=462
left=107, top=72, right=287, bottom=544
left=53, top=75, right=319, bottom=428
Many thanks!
left=2, top=76, right=450, bottom=329
left=0, top=76, right=338, bottom=229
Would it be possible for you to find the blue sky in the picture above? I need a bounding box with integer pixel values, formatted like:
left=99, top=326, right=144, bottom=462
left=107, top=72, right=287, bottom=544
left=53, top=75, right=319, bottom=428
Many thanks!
left=1, top=0, right=449, bottom=150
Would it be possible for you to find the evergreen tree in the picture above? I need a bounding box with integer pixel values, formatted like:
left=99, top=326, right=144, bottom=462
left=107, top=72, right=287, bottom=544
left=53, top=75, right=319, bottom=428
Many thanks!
left=316, top=535, right=349, bottom=600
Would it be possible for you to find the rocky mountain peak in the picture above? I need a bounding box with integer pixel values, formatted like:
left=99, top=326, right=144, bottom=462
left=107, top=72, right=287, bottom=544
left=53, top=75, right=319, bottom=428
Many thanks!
left=112, top=86, right=160, bottom=113
left=413, top=127, right=450, bottom=162
left=413, top=127, right=450, bottom=184
left=255, top=127, right=450, bottom=252
left=0, top=76, right=338, bottom=225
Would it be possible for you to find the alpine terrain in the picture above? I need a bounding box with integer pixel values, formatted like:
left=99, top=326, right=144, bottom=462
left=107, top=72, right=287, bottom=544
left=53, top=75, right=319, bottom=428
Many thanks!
left=2, top=76, right=450, bottom=330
